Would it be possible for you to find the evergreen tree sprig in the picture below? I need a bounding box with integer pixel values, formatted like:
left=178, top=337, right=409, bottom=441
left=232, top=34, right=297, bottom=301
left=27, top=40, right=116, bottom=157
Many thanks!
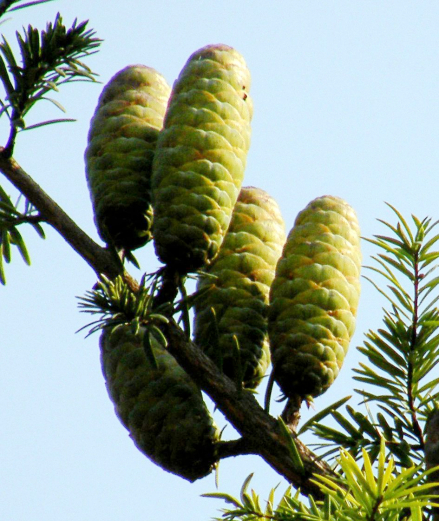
left=0, top=182, right=44, bottom=283
left=353, top=206, right=439, bottom=464
left=0, top=13, right=101, bottom=154
left=77, top=274, right=170, bottom=356
left=207, top=440, right=439, bottom=521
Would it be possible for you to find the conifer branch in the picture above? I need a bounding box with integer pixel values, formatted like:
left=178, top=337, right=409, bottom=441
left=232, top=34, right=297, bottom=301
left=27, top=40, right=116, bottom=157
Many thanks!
left=1, top=148, right=337, bottom=495
left=0, top=149, right=123, bottom=279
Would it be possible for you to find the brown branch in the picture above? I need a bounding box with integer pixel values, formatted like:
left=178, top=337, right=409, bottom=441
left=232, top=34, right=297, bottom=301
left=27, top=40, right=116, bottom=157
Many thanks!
left=162, top=319, right=336, bottom=499
left=0, top=150, right=138, bottom=287
left=215, top=438, right=258, bottom=459
left=0, top=149, right=336, bottom=496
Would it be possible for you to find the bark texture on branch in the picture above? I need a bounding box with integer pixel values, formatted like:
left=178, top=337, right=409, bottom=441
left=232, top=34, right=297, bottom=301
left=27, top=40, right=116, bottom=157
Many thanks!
left=0, top=150, right=139, bottom=290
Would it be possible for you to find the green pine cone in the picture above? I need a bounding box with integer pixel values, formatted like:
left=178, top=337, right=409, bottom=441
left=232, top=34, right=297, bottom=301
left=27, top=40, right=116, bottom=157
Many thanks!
left=268, top=195, right=361, bottom=400
left=152, top=44, right=253, bottom=274
left=194, top=186, right=286, bottom=388
left=85, top=65, right=171, bottom=251
left=100, top=324, right=219, bottom=482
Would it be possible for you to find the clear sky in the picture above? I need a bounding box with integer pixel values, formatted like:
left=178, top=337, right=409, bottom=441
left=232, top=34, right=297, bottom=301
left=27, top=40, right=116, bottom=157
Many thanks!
left=2, top=1, right=439, bottom=520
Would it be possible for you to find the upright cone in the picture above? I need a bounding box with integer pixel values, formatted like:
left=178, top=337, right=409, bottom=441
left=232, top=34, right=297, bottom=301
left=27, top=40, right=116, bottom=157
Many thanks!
left=194, top=186, right=285, bottom=388
left=152, top=44, right=253, bottom=274
left=85, top=65, right=171, bottom=251
left=268, top=195, right=361, bottom=400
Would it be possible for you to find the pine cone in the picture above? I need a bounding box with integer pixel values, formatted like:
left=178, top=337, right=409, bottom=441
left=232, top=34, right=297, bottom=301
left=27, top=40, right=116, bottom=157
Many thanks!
left=152, top=44, right=253, bottom=274
left=85, top=65, right=171, bottom=251
left=194, top=186, right=285, bottom=388
left=100, top=324, right=219, bottom=481
left=268, top=195, right=361, bottom=400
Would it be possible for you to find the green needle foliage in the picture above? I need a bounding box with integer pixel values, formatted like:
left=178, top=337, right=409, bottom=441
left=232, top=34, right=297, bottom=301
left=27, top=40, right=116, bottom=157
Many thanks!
left=0, top=185, right=44, bottom=284
left=0, top=13, right=101, bottom=137
left=356, top=206, right=439, bottom=454
left=77, top=274, right=169, bottom=346
left=207, top=441, right=439, bottom=521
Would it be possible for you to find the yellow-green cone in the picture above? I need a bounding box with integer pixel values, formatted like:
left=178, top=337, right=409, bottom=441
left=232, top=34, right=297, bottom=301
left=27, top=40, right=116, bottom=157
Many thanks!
left=268, top=195, right=361, bottom=400
left=152, top=44, right=253, bottom=274
left=100, top=324, right=219, bottom=482
left=85, top=65, right=171, bottom=251
left=194, top=187, right=285, bottom=388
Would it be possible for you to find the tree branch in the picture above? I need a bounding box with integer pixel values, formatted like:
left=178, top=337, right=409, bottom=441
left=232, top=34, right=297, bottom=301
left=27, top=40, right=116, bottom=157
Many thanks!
left=162, top=319, right=336, bottom=498
left=215, top=438, right=258, bottom=459
left=0, top=149, right=126, bottom=281
left=0, top=148, right=336, bottom=495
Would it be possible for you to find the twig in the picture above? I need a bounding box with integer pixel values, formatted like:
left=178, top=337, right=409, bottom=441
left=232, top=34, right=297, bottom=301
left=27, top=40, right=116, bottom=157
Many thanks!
left=215, top=438, right=258, bottom=459
left=281, top=396, right=303, bottom=432
left=0, top=149, right=134, bottom=284
left=3, top=123, right=17, bottom=158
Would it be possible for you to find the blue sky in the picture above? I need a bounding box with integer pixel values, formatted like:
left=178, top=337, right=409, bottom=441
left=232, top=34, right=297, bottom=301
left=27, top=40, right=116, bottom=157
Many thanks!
left=2, top=1, right=439, bottom=520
